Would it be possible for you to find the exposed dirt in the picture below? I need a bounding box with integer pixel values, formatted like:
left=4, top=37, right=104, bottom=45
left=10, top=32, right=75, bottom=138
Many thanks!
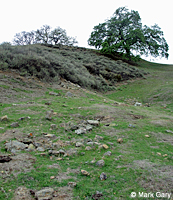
left=133, top=160, right=173, bottom=193
left=0, top=153, right=36, bottom=178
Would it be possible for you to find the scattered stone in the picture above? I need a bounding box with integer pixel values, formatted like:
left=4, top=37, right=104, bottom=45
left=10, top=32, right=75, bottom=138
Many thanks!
left=81, top=170, right=90, bottom=176
left=75, top=142, right=83, bottom=147
left=75, top=127, right=86, bottom=135
left=81, top=152, right=85, bottom=156
left=14, top=186, right=33, bottom=200
left=65, top=91, right=74, bottom=97
left=128, top=124, right=135, bottom=128
left=166, top=130, right=173, bottom=134
left=92, top=191, right=103, bottom=200
left=45, top=101, right=51, bottom=105
left=157, top=152, right=162, bottom=156
left=37, top=147, right=45, bottom=152
left=102, top=144, right=109, bottom=149
left=49, top=91, right=60, bottom=96
left=56, top=158, right=63, bottom=161
left=35, top=188, right=54, bottom=200
left=27, top=144, right=35, bottom=151
left=44, top=133, right=56, bottom=138
left=145, top=135, right=150, bottom=138
left=11, top=122, right=19, bottom=128
left=5, top=140, right=28, bottom=152
left=21, top=138, right=33, bottom=144
left=48, top=150, right=60, bottom=156
left=134, top=102, right=142, bottom=106
left=0, top=155, right=12, bottom=163
left=45, top=110, right=53, bottom=120
left=117, top=138, right=123, bottom=144
left=50, top=124, right=57, bottom=130
left=87, top=142, right=94, bottom=146
left=50, top=176, right=55, bottom=179
left=94, top=135, right=103, bottom=141
left=103, top=151, right=112, bottom=156
left=85, top=146, right=92, bottom=151
left=0, top=127, right=4, bottom=130
left=59, top=149, right=66, bottom=155
left=68, top=182, right=77, bottom=187
left=85, top=125, right=93, bottom=131
left=1, top=115, right=8, bottom=121
left=87, top=120, right=99, bottom=126
left=100, top=172, right=107, bottom=180
left=107, top=142, right=114, bottom=146
left=90, top=158, right=96, bottom=164
left=96, top=160, right=105, bottom=167
left=66, top=148, right=78, bottom=156
left=163, top=154, right=168, bottom=157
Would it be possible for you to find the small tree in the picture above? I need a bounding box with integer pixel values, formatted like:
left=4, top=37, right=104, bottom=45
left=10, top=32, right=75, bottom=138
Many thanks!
left=13, top=31, right=35, bottom=45
left=35, top=25, right=51, bottom=44
left=88, top=7, right=169, bottom=60
left=13, top=25, right=78, bottom=46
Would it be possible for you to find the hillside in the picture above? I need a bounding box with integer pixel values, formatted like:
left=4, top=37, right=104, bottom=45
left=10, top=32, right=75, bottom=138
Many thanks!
left=0, top=45, right=173, bottom=199
left=0, top=43, right=148, bottom=92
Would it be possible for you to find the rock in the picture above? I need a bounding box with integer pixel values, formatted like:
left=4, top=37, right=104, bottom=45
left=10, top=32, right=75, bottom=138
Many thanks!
left=37, top=147, right=45, bottom=152
left=92, top=191, right=103, bottom=200
left=87, top=120, right=99, bottom=126
left=81, top=170, right=90, bottom=176
left=85, top=125, right=93, bottom=131
left=45, top=101, right=51, bottom=105
left=0, top=155, right=12, bottom=163
left=14, top=186, right=33, bottom=200
left=50, top=124, right=57, bottom=130
left=27, top=144, right=35, bottom=151
left=68, top=182, right=77, bottom=187
left=22, top=138, right=33, bottom=144
left=145, top=135, right=150, bottom=138
left=90, top=158, right=96, bottom=164
left=65, top=91, right=74, bottom=97
left=95, top=135, right=103, bottom=141
left=48, top=150, right=60, bottom=156
left=166, top=130, right=173, bottom=134
left=44, top=134, right=56, bottom=138
left=75, top=142, right=83, bottom=147
left=87, top=142, right=94, bottom=146
left=35, top=188, right=54, bottom=200
left=134, top=102, right=142, bottom=106
left=49, top=91, right=60, bottom=96
left=75, top=127, right=86, bottom=135
left=5, top=140, right=28, bottom=152
left=85, top=146, right=92, bottom=150
left=128, top=124, right=135, bottom=128
left=96, top=160, right=105, bottom=167
left=117, top=138, right=123, bottom=143
left=1, top=115, right=8, bottom=121
left=103, top=151, right=112, bottom=156
left=102, top=144, right=109, bottom=149
left=11, top=122, right=19, bottom=128
left=100, top=172, right=107, bottom=180
left=66, top=148, right=78, bottom=156
left=45, top=110, right=53, bottom=120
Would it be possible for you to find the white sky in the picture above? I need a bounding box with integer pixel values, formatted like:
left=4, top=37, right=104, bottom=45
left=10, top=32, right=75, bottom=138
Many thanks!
left=0, top=0, right=172, bottom=64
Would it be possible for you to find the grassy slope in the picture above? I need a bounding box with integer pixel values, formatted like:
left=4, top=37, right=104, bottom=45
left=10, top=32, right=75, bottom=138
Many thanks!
left=0, top=54, right=173, bottom=199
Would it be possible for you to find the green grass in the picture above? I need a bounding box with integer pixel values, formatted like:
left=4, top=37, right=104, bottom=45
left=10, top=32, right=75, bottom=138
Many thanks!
left=0, top=60, right=173, bottom=199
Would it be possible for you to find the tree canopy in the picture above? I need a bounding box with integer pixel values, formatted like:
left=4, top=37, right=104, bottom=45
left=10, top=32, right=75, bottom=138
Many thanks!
left=88, top=7, right=169, bottom=60
left=13, top=25, right=78, bottom=46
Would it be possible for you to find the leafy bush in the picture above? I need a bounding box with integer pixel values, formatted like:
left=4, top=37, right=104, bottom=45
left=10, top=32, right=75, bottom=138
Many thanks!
left=0, top=44, right=146, bottom=91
